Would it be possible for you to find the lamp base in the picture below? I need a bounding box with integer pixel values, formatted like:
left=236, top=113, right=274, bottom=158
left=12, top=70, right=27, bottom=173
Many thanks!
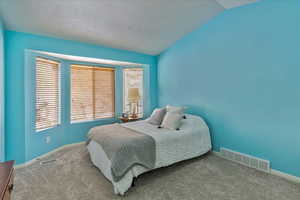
left=130, top=113, right=138, bottom=119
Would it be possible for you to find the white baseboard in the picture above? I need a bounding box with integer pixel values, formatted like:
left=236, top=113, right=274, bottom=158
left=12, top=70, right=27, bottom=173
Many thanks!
left=212, top=151, right=300, bottom=184
left=270, top=169, right=300, bottom=184
left=15, top=142, right=85, bottom=169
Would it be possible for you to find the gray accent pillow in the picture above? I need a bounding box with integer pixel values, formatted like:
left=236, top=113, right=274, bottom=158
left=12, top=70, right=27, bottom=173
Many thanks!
left=166, top=105, right=185, bottom=115
left=161, top=112, right=182, bottom=130
left=147, top=108, right=166, bottom=125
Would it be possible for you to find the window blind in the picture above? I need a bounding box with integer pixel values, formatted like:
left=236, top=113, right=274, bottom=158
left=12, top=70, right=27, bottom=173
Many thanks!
left=35, top=57, right=60, bottom=131
left=123, top=68, right=143, bottom=117
left=71, top=65, right=115, bottom=122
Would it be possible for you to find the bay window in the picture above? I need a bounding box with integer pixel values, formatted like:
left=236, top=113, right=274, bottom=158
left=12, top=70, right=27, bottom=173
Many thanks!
left=35, top=57, right=60, bottom=131
left=123, top=68, right=143, bottom=118
left=71, top=65, right=115, bottom=122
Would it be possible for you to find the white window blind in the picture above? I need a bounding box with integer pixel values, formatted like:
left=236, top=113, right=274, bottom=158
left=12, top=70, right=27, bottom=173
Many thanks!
left=123, top=68, right=143, bottom=117
left=71, top=65, right=115, bottom=122
left=35, top=57, right=60, bottom=131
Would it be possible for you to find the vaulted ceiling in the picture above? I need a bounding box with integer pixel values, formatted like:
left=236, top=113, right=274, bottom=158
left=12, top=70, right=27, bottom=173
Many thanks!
left=0, top=0, right=259, bottom=55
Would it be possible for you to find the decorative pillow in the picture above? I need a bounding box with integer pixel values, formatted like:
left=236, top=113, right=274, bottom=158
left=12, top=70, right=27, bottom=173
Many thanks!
left=161, top=112, right=182, bottom=130
left=166, top=105, right=185, bottom=115
left=147, top=108, right=166, bottom=125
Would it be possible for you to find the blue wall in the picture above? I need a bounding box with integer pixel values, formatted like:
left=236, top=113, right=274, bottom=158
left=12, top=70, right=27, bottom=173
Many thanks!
left=0, top=19, right=4, bottom=161
left=158, top=0, right=300, bottom=177
left=5, top=30, right=157, bottom=164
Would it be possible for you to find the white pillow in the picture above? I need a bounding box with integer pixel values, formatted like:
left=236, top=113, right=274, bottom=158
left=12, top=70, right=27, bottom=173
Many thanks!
left=166, top=105, right=185, bottom=114
left=147, top=108, right=166, bottom=125
left=161, top=112, right=182, bottom=130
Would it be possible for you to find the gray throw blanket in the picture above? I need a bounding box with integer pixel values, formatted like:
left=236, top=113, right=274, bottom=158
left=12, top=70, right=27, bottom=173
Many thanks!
left=87, top=123, right=156, bottom=182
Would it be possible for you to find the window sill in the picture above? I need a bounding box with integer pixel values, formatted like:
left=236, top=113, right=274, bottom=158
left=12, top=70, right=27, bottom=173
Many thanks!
left=70, top=117, right=116, bottom=125
left=35, top=124, right=61, bottom=133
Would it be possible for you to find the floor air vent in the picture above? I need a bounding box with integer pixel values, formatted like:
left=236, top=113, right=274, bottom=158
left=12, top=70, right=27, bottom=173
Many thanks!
left=220, top=148, right=270, bottom=173
left=37, top=159, right=57, bottom=165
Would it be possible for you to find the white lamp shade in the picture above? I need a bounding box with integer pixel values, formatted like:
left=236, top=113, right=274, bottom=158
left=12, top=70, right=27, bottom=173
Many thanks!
left=128, top=88, right=140, bottom=102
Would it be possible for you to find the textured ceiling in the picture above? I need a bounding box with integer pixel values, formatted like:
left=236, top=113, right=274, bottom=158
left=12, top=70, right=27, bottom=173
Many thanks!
left=0, top=0, right=259, bottom=55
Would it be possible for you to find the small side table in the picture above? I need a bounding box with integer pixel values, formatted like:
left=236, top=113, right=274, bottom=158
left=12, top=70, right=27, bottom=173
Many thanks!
left=118, top=117, right=140, bottom=123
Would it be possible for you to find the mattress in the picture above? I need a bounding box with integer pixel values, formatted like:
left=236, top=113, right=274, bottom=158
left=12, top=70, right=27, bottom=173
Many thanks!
left=87, top=114, right=212, bottom=195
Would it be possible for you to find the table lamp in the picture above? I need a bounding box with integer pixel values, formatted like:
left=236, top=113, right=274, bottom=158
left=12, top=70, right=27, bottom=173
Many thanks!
left=128, top=88, right=140, bottom=118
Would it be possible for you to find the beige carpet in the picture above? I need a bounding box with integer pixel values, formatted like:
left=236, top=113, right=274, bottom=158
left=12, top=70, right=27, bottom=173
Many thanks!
left=13, top=144, right=300, bottom=200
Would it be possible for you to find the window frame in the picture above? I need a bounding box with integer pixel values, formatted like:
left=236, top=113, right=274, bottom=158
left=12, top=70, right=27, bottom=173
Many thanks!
left=122, top=67, right=144, bottom=118
left=70, top=63, right=117, bottom=124
left=35, top=56, right=62, bottom=132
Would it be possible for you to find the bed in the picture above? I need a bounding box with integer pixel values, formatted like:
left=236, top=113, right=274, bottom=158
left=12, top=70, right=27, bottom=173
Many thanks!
left=86, top=114, right=212, bottom=195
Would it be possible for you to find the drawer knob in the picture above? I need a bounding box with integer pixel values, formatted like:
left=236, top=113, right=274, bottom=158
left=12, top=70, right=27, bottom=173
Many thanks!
left=8, top=184, right=13, bottom=192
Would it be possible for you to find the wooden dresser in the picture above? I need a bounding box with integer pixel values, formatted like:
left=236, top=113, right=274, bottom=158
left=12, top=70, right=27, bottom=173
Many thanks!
left=0, top=161, right=14, bottom=200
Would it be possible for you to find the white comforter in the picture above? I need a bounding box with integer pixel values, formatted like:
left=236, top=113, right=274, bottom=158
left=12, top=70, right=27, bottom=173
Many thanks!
left=87, top=114, right=212, bottom=195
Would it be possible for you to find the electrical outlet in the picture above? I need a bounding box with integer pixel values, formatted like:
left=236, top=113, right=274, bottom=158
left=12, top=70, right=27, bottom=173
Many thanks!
left=46, top=136, right=51, bottom=144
